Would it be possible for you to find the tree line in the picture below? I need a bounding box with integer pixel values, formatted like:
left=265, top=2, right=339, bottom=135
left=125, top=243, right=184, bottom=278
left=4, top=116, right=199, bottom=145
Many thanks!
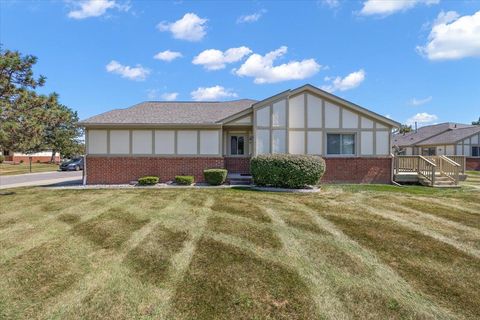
left=0, top=47, right=83, bottom=161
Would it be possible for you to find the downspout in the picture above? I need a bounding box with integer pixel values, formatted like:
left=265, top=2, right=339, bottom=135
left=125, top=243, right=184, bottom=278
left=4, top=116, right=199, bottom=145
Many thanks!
left=83, top=154, right=87, bottom=186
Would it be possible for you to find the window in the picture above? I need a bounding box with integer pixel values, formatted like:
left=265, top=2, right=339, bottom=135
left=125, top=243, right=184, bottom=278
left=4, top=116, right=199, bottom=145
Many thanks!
left=421, top=147, right=436, bottom=156
left=327, top=134, right=355, bottom=155
left=473, top=146, right=480, bottom=157
left=230, top=135, right=245, bottom=155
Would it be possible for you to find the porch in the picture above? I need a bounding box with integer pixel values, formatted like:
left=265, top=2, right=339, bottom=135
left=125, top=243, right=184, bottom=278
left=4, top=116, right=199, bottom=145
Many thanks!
left=393, top=155, right=466, bottom=187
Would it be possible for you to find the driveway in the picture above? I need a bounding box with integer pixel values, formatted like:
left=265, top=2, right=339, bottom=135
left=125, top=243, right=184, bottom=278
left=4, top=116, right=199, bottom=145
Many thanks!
left=0, top=171, right=83, bottom=189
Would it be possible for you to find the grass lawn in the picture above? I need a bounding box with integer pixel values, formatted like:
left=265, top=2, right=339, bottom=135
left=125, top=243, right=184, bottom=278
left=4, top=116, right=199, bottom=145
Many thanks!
left=0, top=163, right=59, bottom=176
left=0, top=184, right=479, bottom=319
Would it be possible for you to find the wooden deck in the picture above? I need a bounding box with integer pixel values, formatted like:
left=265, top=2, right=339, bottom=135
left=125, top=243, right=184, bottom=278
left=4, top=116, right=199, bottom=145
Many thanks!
left=393, top=155, right=465, bottom=187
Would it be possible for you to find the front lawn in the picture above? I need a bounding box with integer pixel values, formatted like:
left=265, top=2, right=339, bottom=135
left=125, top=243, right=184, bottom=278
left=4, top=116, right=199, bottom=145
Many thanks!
left=0, top=185, right=479, bottom=319
left=0, top=163, right=59, bottom=176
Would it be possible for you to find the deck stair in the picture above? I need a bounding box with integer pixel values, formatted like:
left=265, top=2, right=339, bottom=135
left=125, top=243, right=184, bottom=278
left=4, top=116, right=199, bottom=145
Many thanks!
left=227, top=173, right=253, bottom=185
left=393, top=155, right=464, bottom=188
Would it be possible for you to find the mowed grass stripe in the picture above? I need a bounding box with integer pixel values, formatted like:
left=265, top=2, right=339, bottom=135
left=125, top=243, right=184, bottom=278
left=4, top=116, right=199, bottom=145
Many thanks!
left=40, top=191, right=191, bottom=319
left=264, top=207, right=350, bottom=319
left=308, top=203, right=480, bottom=319
left=294, top=201, right=454, bottom=320
left=367, top=199, right=480, bottom=252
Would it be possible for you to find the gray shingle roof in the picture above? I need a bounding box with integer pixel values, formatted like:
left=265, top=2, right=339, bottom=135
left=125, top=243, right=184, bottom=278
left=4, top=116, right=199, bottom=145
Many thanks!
left=80, top=99, right=257, bottom=125
left=416, top=126, right=480, bottom=146
left=392, top=123, right=472, bottom=146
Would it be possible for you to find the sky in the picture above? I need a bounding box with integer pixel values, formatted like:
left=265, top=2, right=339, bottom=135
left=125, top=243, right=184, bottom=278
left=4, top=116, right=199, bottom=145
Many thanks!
left=1, top=0, right=480, bottom=126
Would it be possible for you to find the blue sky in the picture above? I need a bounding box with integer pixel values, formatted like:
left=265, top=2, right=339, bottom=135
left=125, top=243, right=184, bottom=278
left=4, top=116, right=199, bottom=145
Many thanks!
left=1, top=0, right=479, bottom=126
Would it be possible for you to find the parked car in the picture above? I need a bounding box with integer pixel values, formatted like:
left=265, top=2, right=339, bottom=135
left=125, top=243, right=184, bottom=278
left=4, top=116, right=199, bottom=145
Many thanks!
left=60, top=157, right=84, bottom=171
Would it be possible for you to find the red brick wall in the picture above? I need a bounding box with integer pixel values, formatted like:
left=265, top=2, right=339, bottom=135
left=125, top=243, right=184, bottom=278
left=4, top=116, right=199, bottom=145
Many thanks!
left=322, top=157, right=392, bottom=184
left=466, top=157, right=480, bottom=170
left=86, top=156, right=224, bottom=184
left=12, top=156, right=60, bottom=164
left=86, top=156, right=393, bottom=185
left=224, top=157, right=251, bottom=173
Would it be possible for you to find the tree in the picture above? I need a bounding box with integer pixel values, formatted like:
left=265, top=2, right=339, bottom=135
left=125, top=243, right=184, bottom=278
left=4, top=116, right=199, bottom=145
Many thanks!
left=0, top=48, right=51, bottom=153
left=0, top=48, right=82, bottom=159
left=472, top=117, right=480, bottom=125
left=398, top=124, right=412, bottom=134
left=43, top=101, right=84, bottom=161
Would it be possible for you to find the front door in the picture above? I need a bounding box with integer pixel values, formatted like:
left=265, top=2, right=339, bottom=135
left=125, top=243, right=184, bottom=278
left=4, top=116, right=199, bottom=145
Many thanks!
left=230, top=135, right=246, bottom=156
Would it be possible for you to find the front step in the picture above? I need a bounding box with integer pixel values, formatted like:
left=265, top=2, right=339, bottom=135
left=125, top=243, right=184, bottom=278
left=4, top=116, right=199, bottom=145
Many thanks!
left=419, top=176, right=459, bottom=188
left=227, top=173, right=253, bottom=185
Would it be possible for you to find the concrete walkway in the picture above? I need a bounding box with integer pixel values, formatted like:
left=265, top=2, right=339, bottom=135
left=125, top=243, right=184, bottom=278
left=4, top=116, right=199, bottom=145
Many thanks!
left=0, top=171, right=82, bottom=189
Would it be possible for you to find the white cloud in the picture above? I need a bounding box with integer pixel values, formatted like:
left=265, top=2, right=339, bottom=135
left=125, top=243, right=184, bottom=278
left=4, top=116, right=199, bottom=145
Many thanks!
left=161, top=92, right=179, bottom=101
left=409, top=96, right=432, bottom=106
left=106, top=60, right=149, bottom=81
left=417, top=11, right=480, bottom=60
left=406, top=112, right=438, bottom=125
left=154, top=50, right=183, bottom=62
left=192, top=47, right=252, bottom=70
left=190, top=86, right=238, bottom=101
left=237, top=9, right=266, bottom=23
left=359, top=0, right=439, bottom=17
left=234, top=46, right=321, bottom=84
left=157, top=13, right=207, bottom=42
left=67, top=0, right=129, bottom=19
left=321, top=69, right=366, bottom=92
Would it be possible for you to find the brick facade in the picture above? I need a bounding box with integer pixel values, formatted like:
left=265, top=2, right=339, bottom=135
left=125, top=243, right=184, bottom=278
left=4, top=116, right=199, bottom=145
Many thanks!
left=86, top=155, right=393, bottom=185
left=466, top=157, right=480, bottom=171
left=224, top=157, right=250, bottom=174
left=321, top=157, right=392, bottom=184
left=86, top=156, right=225, bottom=184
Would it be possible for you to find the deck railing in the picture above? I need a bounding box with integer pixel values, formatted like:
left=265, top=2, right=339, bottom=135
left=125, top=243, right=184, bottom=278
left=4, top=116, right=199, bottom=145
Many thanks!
left=393, top=155, right=462, bottom=186
left=418, top=156, right=436, bottom=186
left=446, top=155, right=466, bottom=174
left=394, top=156, right=418, bottom=173
left=439, top=156, right=460, bottom=184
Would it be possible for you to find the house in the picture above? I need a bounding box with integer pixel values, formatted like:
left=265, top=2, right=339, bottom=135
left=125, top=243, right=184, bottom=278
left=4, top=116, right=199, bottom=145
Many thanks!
left=1, top=150, right=60, bottom=164
left=79, top=84, right=400, bottom=185
left=393, top=123, right=480, bottom=170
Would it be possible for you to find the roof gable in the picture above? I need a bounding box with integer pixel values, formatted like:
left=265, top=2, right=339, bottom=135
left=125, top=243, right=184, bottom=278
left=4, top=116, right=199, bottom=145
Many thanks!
left=252, top=84, right=400, bottom=128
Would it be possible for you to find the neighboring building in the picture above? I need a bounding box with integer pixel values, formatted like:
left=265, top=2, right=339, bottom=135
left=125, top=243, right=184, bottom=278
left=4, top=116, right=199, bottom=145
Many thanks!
left=79, top=84, right=400, bottom=184
left=392, top=123, right=480, bottom=170
left=1, top=150, right=60, bottom=164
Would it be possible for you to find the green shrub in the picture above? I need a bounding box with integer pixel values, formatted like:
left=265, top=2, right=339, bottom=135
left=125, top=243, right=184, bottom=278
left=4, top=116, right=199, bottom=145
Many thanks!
left=203, top=169, right=228, bottom=185
left=0, top=155, right=4, bottom=163
left=19, top=160, right=24, bottom=164
left=175, top=175, right=194, bottom=185
left=250, top=154, right=326, bottom=189
left=138, top=176, right=159, bottom=185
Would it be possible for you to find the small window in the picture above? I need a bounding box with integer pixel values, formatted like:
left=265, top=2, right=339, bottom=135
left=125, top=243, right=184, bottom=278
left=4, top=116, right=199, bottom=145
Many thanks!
left=421, top=147, right=436, bottom=156
left=472, top=146, right=480, bottom=157
left=327, top=134, right=355, bottom=155
left=230, top=135, right=245, bottom=155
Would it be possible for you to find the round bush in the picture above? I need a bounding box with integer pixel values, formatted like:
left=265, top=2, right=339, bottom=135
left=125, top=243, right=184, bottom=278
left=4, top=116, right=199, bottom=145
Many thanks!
left=250, top=154, right=326, bottom=189
left=204, top=169, right=228, bottom=185
left=138, top=176, right=159, bottom=185
left=175, top=175, right=194, bottom=185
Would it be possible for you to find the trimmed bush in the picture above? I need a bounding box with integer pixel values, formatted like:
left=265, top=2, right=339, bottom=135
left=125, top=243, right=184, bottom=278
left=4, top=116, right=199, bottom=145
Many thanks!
left=250, top=154, right=326, bottom=189
left=138, top=176, right=159, bottom=185
left=0, top=155, right=4, bottom=163
left=204, top=169, right=228, bottom=185
left=19, top=159, right=24, bottom=164
left=175, top=175, right=194, bottom=185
